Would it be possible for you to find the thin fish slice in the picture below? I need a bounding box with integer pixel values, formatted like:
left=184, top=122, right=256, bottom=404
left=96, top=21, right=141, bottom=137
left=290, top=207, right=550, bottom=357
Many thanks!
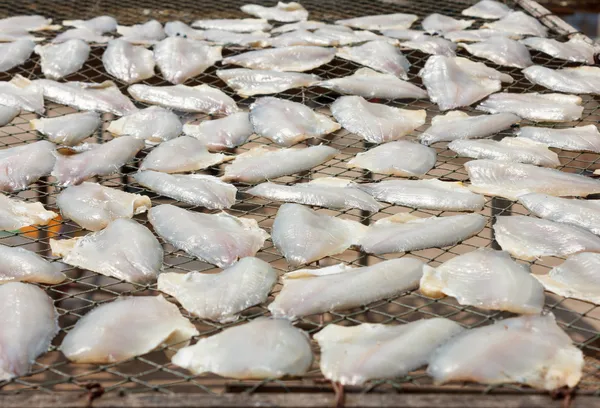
left=222, top=46, right=335, bottom=72
left=462, top=0, right=512, bottom=19
left=222, top=145, right=338, bottom=183
left=200, top=29, right=270, bottom=46
left=0, top=140, right=55, bottom=192
left=31, top=111, right=101, bottom=146
left=444, top=29, right=517, bottom=42
left=459, top=37, right=532, bottom=68
left=217, top=69, right=320, bottom=97
left=0, top=193, right=56, bottom=231
left=56, top=182, right=151, bottom=231
left=428, top=314, right=583, bottom=390
left=117, top=20, right=165, bottom=45
left=63, top=16, right=117, bottom=33
left=310, top=27, right=386, bottom=46
left=0, top=77, right=44, bottom=114
left=164, top=21, right=204, bottom=40
left=0, top=15, right=59, bottom=32
left=420, top=248, right=544, bottom=313
left=521, top=36, right=600, bottom=64
left=422, top=14, right=473, bottom=34
left=401, top=36, right=456, bottom=56
left=477, top=92, right=583, bottom=122
left=271, top=20, right=329, bottom=33
left=517, top=125, right=600, bottom=153
left=0, top=31, right=42, bottom=42
left=335, top=13, right=418, bottom=30
left=154, top=37, right=222, bottom=84
left=358, top=179, right=485, bottom=211
left=134, top=171, right=237, bottom=209
left=347, top=140, right=435, bottom=177
left=272, top=203, right=367, bottom=266
left=172, top=318, right=312, bottom=379
left=465, top=160, right=600, bottom=199
left=241, top=2, right=308, bottom=22
left=523, top=66, right=600, bottom=95
left=34, top=39, right=90, bottom=79
left=266, top=29, right=339, bottom=47
left=0, top=40, right=35, bottom=72
left=268, top=258, right=424, bottom=319
left=148, top=204, right=269, bottom=268
left=247, top=177, right=381, bottom=212
left=107, top=106, right=182, bottom=144
left=157, top=257, right=276, bottom=322
left=52, top=28, right=112, bottom=44
left=315, top=319, right=464, bottom=385
left=0, top=106, right=19, bottom=126
left=182, top=112, right=253, bottom=150
left=483, top=11, right=548, bottom=37
left=336, top=40, right=410, bottom=79
left=61, top=295, right=198, bottom=363
left=103, top=39, right=155, bottom=84
left=191, top=18, right=272, bottom=32
left=382, top=29, right=427, bottom=40
left=535, top=253, right=600, bottom=304
left=0, top=245, right=65, bottom=284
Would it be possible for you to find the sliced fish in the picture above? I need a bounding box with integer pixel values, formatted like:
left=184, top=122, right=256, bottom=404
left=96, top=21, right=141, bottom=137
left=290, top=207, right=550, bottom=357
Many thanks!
left=309, top=27, right=386, bottom=46
left=117, top=20, right=165, bottom=45
left=0, top=140, right=55, bottom=192
left=315, top=319, right=464, bottom=385
left=266, top=29, right=340, bottom=47
left=0, top=106, right=18, bottom=126
left=347, top=140, right=436, bottom=177
left=61, top=295, right=198, bottom=363
left=34, top=39, right=90, bottom=79
left=103, top=39, right=155, bottom=84
left=191, top=18, right=272, bottom=32
left=222, top=46, right=335, bottom=72
left=268, top=258, right=424, bottom=319
left=241, top=2, right=308, bottom=22
left=0, top=31, right=42, bottom=42
left=157, top=257, right=276, bottom=322
left=217, top=69, right=319, bottom=97
left=521, top=36, right=600, bottom=64
left=200, top=29, right=270, bottom=46
left=107, top=106, right=182, bottom=144
left=154, top=37, right=221, bottom=84
left=30, top=111, right=101, bottom=146
left=401, top=36, right=456, bottom=56
left=182, top=112, right=253, bottom=150
left=422, top=14, right=473, bottom=34
left=271, top=20, right=329, bottom=33
left=272, top=203, right=367, bottom=266
left=52, top=28, right=111, bottom=44
left=336, top=40, right=410, bottom=79
left=0, top=77, right=44, bottom=114
left=535, top=253, right=600, bottom=304
left=459, top=37, right=532, bottom=68
left=0, top=40, right=34, bottom=72
left=444, top=28, right=516, bottom=42
left=382, top=29, right=427, bottom=40
left=462, top=0, right=511, bottom=19
left=0, top=193, right=56, bottom=231
left=0, top=245, right=65, bottom=284
left=0, top=15, right=59, bottom=32
left=164, top=21, right=204, bottom=40
left=477, top=92, right=583, bottom=122
left=335, top=13, right=418, bottom=30
left=523, top=66, right=600, bottom=95
left=483, top=11, right=548, bottom=37
left=172, top=318, right=312, bottom=379
left=517, top=125, right=600, bottom=153
left=63, top=16, right=117, bottom=33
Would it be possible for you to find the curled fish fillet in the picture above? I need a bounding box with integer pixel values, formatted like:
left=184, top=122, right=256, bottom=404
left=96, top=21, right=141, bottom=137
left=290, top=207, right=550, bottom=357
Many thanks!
left=0, top=245, right=65, bottom=284
left=347, top=140, right=436, bottom=177
left=0, top=193, right=56, bottom=231
left=521, top=35, right=600, bottom=64
left=517, top=125, right=600, bottom=153
left=0, top=140, right=55, bottom=192
left=200, top=29, right=270, bottom=46
left=483, top=11, right=548, bottom=37
left=103, top=39, right=155, bottom=84
left=449, top=137, right=559, bottom=167
left=31, top=111, right=100, bottom=146
left=0, top=40, right=35, bottom=72
left=535, top=253, right=600, bottom=304
left=422, top=14, right=473, bottom=34
left=401, top=36, right=457, bottom=56
left=477, top=92, right=583, bottom=122
left=462, top=0, right=512, bottom=19
left=154, top=37, right=222, bottom=84
left=217, top=69, right=320, bottom=97
left=523, top=66, right=600, bottom=95
left=222, top=46, right=335, bottom=72
left=336, top=40, right=410, bottom=79
left=107, top=106, right=182, bottom=144
left=182, top=112, right=253, bottom=150
left=335, top=13, right=418, bottom=30
left=117, top=20, right=165, bottom=45
left=459, top=37, right=532, bottom=68
left=34, top=39, right=90, bottom=79
left=191, top=18, right=272, bottom=32
left=241, top=2, right=308, bottom=22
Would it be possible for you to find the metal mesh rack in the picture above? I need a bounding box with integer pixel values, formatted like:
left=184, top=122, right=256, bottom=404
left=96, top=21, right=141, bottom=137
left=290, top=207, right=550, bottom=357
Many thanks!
left=1, top=0, right=600, bottom=405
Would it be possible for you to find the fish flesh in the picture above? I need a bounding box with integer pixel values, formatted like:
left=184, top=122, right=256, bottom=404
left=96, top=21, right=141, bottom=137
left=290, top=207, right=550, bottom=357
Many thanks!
left=139, top=136, right=230, bottom=173
left=222, top=46, right=335, bottom=72
left=428, top=314, right=583, bottom=390
left=63, top=16, right=117, bottom=33
left=34, top=39, right=90, bottom=79
left=149, top=204, right=268, bottom=267
left=0, top=78, right=44, bottom=114
left=182, top=112, right=253, bottom=150
left=422, top=14, right=473, bottom=34
left=267, top=27, right=380, bottom=47
left=30, top=111, right=101, bottom=146
left=134, top=171, right=237, bottom=209
left=268, top=258, right=424, bottom=318
left=336, top=41, right=410, bottom=79
left=241, top=2, right=308, bottom=22
left=335, top=13, right=418, bottom=30
left=200, top=29, right=270, bottom=46
left=483, top=11, right=548, bottom=37
left=462, top=0, right=512, bottom=19
left=444, top=29, right=516, bottom=42
left=249, top=97, right=340, bottom=146
left=521, top=36, right=600, bottom=64
left=317, top=68, right=428, bottom=100
left=477, top=93, right=583, bottom=122
left=61, top=295, right=198, bottom=363
left=0, top=140, right=55, bottom=192
left=247, top=177, right=381, bottom=212
left=0, top=245, right=65, bottom=284
left=0, top=15, right=59, bottom=32
left=154, top=37, right=221, bottom=84
left=117, top=20, right=165, bottom=45
left=56, top=182, right=151, bottom=231
left=535, top=253, right=600, bottom=304
left=494, top=215, right=600, bottom=260
left=331, top=96, right=426, bottom=144
left=107, top=106, right=182, bottom=144
left=358, top=179, right=485, bottom=211
left=359, top=213, right=486, bottom=255
left=420, top=248, right=544, bottom=313
left=523, top=66, right=600, bottom=95
left=52, top=137, right=145, bottom=186
left=272, top=203, right=367, bottom=266
left=271, top=20, right=329, bottom=33
left=518, top=193, right=600, bottom=235
left=0, top=31, right=42, bottom=42
left=191, top=18, right=272, bottom=32
left=448, top=137, right=560, bottom=167
left=52, top=28, right=111, bottom=44
left=382, top=29, right=427, bottom=40
left=157, top=257, right=276, bottom=322
left=222, top=145, right=338, bottom=183
left=164, top=21, right=204, bottom=40
left=0, top=40, right=34, bottom=72
left=315, top=319, right=464, bottom=385
left=459, top=37, right=532, bottom=68
left=401, top=36, right=457, bottom=56
left=0, top=282, right=59, bottom=380
left=0, top=106, right=18, bottom=126
left=103, top=39, right=155, bottom=84
left=466, top=160, right=600, bottom=199
left=217, top=69, right=319, bottom=97
left=312, top=27, right=387, bottom=46
left=347, top=140, right=436, bottom=176
left=172, top=318, right=312, bottom=378
left=419, top=111, right=519, bottom=145
left=0, top=193, right=56, bottom=231
left=517, top=125, right=600, bottom=153
left=128, top=83, right=238, bottom=115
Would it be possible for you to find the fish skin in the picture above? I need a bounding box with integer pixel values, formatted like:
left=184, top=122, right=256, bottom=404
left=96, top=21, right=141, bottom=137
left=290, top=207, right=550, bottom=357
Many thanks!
left=347, top=140, right=435, bottom=177
left=217, top=69, right=320, bottom=97
left=523, top=66, right=600, bottom=95
left=34, top=39, right=90, bottom=79
left=483, top=11, right=548, bottom=37
left=103, top=39, right=155, bottom=84
left=191, top=18, right=272, bottom=32
left=335, top=13, right=418, bottom=30
left=241, top=2, right=309, bottom=22
left=0, top=40, right=35, bottom=72
left=336, top=40, right=410, bottom=79
left=31, top=111, right=101, bottom=146
left=535, top=253, right=600, bottom=304
left=107, top=106, right=182, bottom=144
left=517, top=125, right=600, bottom=153
left=461, top=0, right=512, bottom=19
left=459, top=37, right=532, bottom=68
left=182, top=112, right=253, bottom=150
left=0, top=140, right=55, bottom=192
left=154, top=37, right=222, bottom=84
left=222, top=46, right=335, bottom=72
left=521, top=35, right=600, bottom=64
left=477, top=92, right=583, bottom=122
left=422, top=14, right=474, bottom=34
left=0, top=245, right=66, bottom=284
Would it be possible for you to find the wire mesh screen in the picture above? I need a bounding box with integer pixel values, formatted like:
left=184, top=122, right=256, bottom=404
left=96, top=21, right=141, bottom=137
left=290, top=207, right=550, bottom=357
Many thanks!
left=0, top=0, right=599, bottom=399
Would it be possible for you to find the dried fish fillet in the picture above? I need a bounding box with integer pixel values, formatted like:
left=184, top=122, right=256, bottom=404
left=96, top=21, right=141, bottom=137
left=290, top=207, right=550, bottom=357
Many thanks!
left=200, top=29, right=270, bottom=46
left=382, top=29, right=427, bottom=40
left=535, top=253, right=600, bottom=304
left=31, top=111, right=101, bottom=146
left=0, top=31, right=42, bottom=42
left=107, top=106, right=182, bottom=143
left=0, top=193, right=56, bottom=231
left=459, top=37, right=532, bottom=68
left=191, top=18, right=272, bottom=32
left=271, top=20, right=329, bottom=33
left=523, top=66, right=600, bottom=95
left=0, top=245, right=65, bottom=284
left=0, top=106, right=18, bottom=126
left=241, top=2, right=308, bottom=22
left=517, top=125, right=600, bottom=153
left=335, top=13, right=418, bottom=30
left=315, top=319, right=464, bottom=385
left=462, top=0, right=512, bottom=19
left=63, top=16, right=117, bottom=33
left=0, top=78, right=44, bottom=114
left=444, top=29, right=516, bottom=42
left=34, top=39, right=90, bottom=79
left=0, top=140, right=55, bottom=192
left=182, top=112, right=253, bottom=150
left=483, top=11, right=548, bottom=37
left=117, top=20, right=165, bottom=45
left=422, top=14, right=473, bottom=34
left=217, top=69, right=320, bottom=97
left=222, top=46, right=335, bottom=72
left=269, top=26, right=379, bottom=47
left=158, top=257, right=276, bottom=322
left=521, top=36, right=600, bottom=64
left=269, top=258, right=424, bottom=319
left=0, top=40, right=34, bottom=72
left=477, top=93, right=583, bottom=122
left=103, top=39, right=155, bottom=84
left=52, top=28, right=112, bottom=44
left=347, top=140, right=436, bottom=177
left=401, top=36, right=457, bottom=56
left=154, top=37, right=221, bottom=84
left=164, top=21, right=204, bottom=40
left=336, top=41, right=410, bottom=79
left=0, top=15, right=59, bottom=32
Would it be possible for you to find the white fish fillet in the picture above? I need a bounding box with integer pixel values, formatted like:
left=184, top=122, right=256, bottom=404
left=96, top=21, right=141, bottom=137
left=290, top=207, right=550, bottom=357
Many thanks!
left=222, top=145, right=338, bottom=183
left=347, top=140, right=436, bottom=177
left=444, top=28, right=517, bottom=42
left=477, top=92, right=583, bottom=122
left=428, top=314, right=583, bottom=390
left=336, top=40, right=410, bottom=79
left=535, top=253, right=600, bottom=304
left=523, top=66, right=600, bottom=95
left=0, top=140, right=55, bottom=192
left=382, top=29, right=427, bottom=40
left=172, top=318, right=312, bottom=378
left=52, top=28, right=112, bottom=44
left=315, top=319, right=464, bottom=385
left=331, top=96, right=426, bottom=144
left=0, top=40, right=34, bottom=72
left=268, top=258, right=424, bottom=318
left=449, top=137, right=559, bottom=167
left=158, top=257, right=276, bottom=322
left=117, top=20, right=165, bottom=45
left=182, top=112, right=253, bottom=150
left=154, top=37, right=222, bottom=84
left=419, top=111, right=520, bottom=145
left=0, top=282, right=59, bottom=380
left=241, top=2, right=308, bottom=22
left=63, top=16, right=117, bottom=33
left=0, top=31, right=42, bottom=42
left=483, top=11, right=548, bottom=37
left=0, top=106, right=19, bottom=126
left=52, top=137, right=145, bottom=186
left=164, top=21, right=204, bottom=40
left=517, top=125, right=600, bottom=153
left=0, top=15, right=59, bottom=32
left=422, top=14, right=473, bottom=34
left=459, top=37, right=532, bottom=68
left=149, top=204, right=269, bottom=267
left=521, top=35, right=600, bottom=64
left=61, top=295, right=198, bottom=363
left=462, top=0, right=512, bottom=19
left=31, top=111, right=100, bottom=146
left=311, top=27, right=387, bottom=46
left=359, top=213, right=486, bottom=255
left=55, top=182, right=151, bottom=231
left=401, top=36, right=456, bottom=56
left=465, top=159, right=600, bottom=199
left=128, top=83, right=238, bottom=115
left=358, top=179, right=485, bottom=211
left=271, top=20, right=329, bottom=33
left=272, top=203, right=367, bottom=266
left=0, top=245, right=65, bottom=284
left=421, top=248, right=544, bottom=313
left=191, top=18, right=272, bottom=32
left=247, top=177, right=381, bottom=212
left=0, top=78, right=44, bottom=114
left=103, top=39, right=155, bottom=84
left=222, top=46, right=335, bottom=72
left=139, top=136, right=229, bottom=173
left=34, top=39, right=90, bottom=79
left=265, top=28, right=358, bottom=47
left=0, top=193, right=56, bottom=231
left=249, top=97, right=340, bottom=146
left=335, top=13, right=418, bottom=30
left=217, top=69, right=319, bottom=97
left=134, top=171, right=237, bottom=209
left=200, top=29, right=270, bottom=46
left=107, top=106, right=182, bottom=143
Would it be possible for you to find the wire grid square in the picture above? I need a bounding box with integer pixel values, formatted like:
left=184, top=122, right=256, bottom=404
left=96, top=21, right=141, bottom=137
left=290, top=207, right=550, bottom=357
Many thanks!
left=0, top=0, right=599, bottom=397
